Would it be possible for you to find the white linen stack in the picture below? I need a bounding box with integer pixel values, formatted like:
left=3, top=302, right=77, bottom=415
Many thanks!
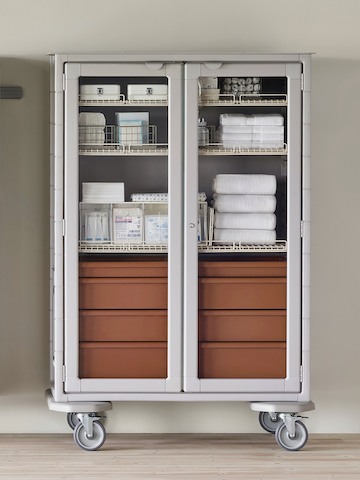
left=217, top=114, right=284, bottom=149
left=212, top=174, right=277, bottom=244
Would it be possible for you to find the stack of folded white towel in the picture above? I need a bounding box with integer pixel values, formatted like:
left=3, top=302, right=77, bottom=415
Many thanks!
left=217, top=113, right=284, bottom=149
left=212, top=174, right=277, bottom=244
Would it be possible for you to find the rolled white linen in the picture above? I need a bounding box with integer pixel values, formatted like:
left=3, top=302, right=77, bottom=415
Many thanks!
left=213, top=174, right=277, bottom=195
left=214, top=228, right=276, bottom=244
left=252, top=133, right=284, bottom=142
left=214, top=212, right=276, bottom=230
left=213, top=194, right=277, bottom=213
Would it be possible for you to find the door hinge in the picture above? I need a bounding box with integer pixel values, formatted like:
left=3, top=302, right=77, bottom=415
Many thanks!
left=300, top=220, right=304, bottom=238
left=300, top=73, right=304, bottom=91
left=62, top=219, right=66, bottom=237
left=62, top=73, right=66, bottom=92
left=300, top=365, right=303, bottom=383
left=62, top=365, right=66, bottom=382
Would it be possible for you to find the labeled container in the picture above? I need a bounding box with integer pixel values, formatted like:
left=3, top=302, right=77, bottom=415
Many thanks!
left=127, top=84, right=168, bottom=101
left=80, top=84, right=121, bottom=101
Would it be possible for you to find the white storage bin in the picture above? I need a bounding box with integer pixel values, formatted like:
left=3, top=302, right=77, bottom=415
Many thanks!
left=79, top=203, right=111, bottom=243
left=127, top=84, right=168, bottom=101
left=145, top=215, right=168, bottom=244
left=80, top=84, right=121, bottom=101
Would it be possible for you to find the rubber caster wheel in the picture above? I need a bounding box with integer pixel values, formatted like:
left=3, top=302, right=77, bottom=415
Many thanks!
left=67, top=413, right=80, bottom=430
left=73, top=420, right=106, bottom=451
left=258, top=411, right=282, bottom=434
left=275, top=420, right=308, bottom=451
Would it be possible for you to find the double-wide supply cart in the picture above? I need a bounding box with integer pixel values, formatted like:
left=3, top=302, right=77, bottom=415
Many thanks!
left=48, top=53, right=314, bottom=451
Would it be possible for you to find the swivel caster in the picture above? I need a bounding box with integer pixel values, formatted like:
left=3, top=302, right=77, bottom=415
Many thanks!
left=73, top=420, right=106, bottom=451
left=275, top=419, right=308, bottom=451
left=67, top=412, right=80, bottom=430
left=258, top=411, right=282, bottom=434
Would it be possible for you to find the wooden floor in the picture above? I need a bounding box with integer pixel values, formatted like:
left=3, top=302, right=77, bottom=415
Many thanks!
left=0, top=434, right=359, bottom=479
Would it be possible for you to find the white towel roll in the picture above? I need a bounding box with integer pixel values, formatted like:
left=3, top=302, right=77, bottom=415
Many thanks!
left=214, top=213, right=276, bottom=230
left=213, top=194, right=277, bottom=213
left=212, top=175, right=277, bottom=195
left=214, top=228, right=276, bottom=244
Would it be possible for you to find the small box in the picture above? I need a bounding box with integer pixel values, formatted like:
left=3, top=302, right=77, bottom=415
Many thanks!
left=127, top=84, right=168, bottom=101
left=80, top=84, right=121, bottom=101
left=145, top=215, right=168, bottom=244
left=199, top=77, right=218, bottom=89
left=113, top=206, right=143, bottom=244
left=115, top=112, right=149, bottom=144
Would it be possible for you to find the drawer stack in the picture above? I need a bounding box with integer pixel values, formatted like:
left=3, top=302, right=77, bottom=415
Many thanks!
left=198, top=260, right=287, bottom=378
left=79, top=261, right=168, bottom=378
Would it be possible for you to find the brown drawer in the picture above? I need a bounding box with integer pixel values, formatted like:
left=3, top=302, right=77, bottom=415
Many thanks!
left=79, top=277, right=167, bottom=309
left=79, top=342, right=167, bottom=378
left=80, top=261, right=167, bottom=278
left=199, top=278, right=286, bottom=310
left=199, top=342, right=286, bottom=378
left=80, top=310, right=167, bottom=342
left=199, top=260, right=286, bottom=278
left=199, top=310, right=286, bottom=342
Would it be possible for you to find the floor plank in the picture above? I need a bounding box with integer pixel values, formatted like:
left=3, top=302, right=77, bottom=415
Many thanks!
left=0, top=434, right=359, bottom=479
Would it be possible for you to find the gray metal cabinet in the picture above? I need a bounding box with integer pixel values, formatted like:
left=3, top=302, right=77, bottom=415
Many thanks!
left=47, top=53, right=314, bottom=451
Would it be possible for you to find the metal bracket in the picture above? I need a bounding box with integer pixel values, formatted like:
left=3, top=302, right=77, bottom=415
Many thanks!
left=0, top=86, right=23, bottom=99
left=77, top=413, right=103, bottom=438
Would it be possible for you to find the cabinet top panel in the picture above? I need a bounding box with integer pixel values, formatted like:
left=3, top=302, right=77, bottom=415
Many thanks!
left=51, top=53, right=312, bottom=64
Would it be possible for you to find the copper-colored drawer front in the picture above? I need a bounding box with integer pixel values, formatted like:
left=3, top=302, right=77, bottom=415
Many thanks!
left=199, top=278, right=286, bottom=310
left=199, top=260, right=286, bottom=278
left=199, top=310, right=286, bottom=342
left=80, top=261, right=167, bottom=278
left=80, top=310, right=167, bottom=342
left=199, top=342, right=286, bottom=378
left=79, top=278, right=167, bottom=310
left=79, top=342, right=167, bottom=378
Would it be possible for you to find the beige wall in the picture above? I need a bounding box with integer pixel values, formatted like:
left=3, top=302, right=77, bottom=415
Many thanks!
left=0, top=0, right=360, bottom=434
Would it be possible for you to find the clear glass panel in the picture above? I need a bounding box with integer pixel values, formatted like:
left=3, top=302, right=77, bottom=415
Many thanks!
left=197, top=74, right=288, bottom=380
left=77, top=74, right=169, bottom=380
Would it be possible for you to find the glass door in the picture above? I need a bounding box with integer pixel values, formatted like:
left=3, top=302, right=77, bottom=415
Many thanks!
left=184, top=61, right=302, bottom=393
left=63, top=62, right=183, bottom=393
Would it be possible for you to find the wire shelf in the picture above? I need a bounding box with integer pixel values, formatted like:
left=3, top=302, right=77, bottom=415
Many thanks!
left=199, top=143, right=287, bottom=156
left=199, top=93, right=287, bottom=107
left=79, top=97, right=167, bottom=107
left=198, top=240, right=287, bottom=253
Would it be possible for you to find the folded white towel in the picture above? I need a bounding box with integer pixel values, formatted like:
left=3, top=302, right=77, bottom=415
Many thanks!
left=213, top=194, right=277, bottom=213
left=222, top=140, right=284, bottom=149
left=214, top=228, right=276, bottom=244
left=79, top=112, right=106, bottom=126
left=220, top=113, right=284, bottom=126
left=219, top=125, right=284, bottom=134
left=214, top=213, right=276, bottom=230
left=79, top=112, right=106, bottom=145
left=219, top=133, right=283, bottom=142
left=213, top=174, right=277, bottom=195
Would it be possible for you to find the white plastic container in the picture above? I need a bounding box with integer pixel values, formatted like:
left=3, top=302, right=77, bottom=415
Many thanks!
left=127, top=84, right=168, bottom=101
left=80, top=84, right=121, bottom=101
left=145, top=215, right=168, bottom=244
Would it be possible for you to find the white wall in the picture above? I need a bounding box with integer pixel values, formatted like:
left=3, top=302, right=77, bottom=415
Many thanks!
left=0, top=0, right=360, bottom=434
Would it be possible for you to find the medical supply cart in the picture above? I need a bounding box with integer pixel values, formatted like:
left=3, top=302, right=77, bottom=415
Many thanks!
left=47, top=53, right=314, bottom=451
